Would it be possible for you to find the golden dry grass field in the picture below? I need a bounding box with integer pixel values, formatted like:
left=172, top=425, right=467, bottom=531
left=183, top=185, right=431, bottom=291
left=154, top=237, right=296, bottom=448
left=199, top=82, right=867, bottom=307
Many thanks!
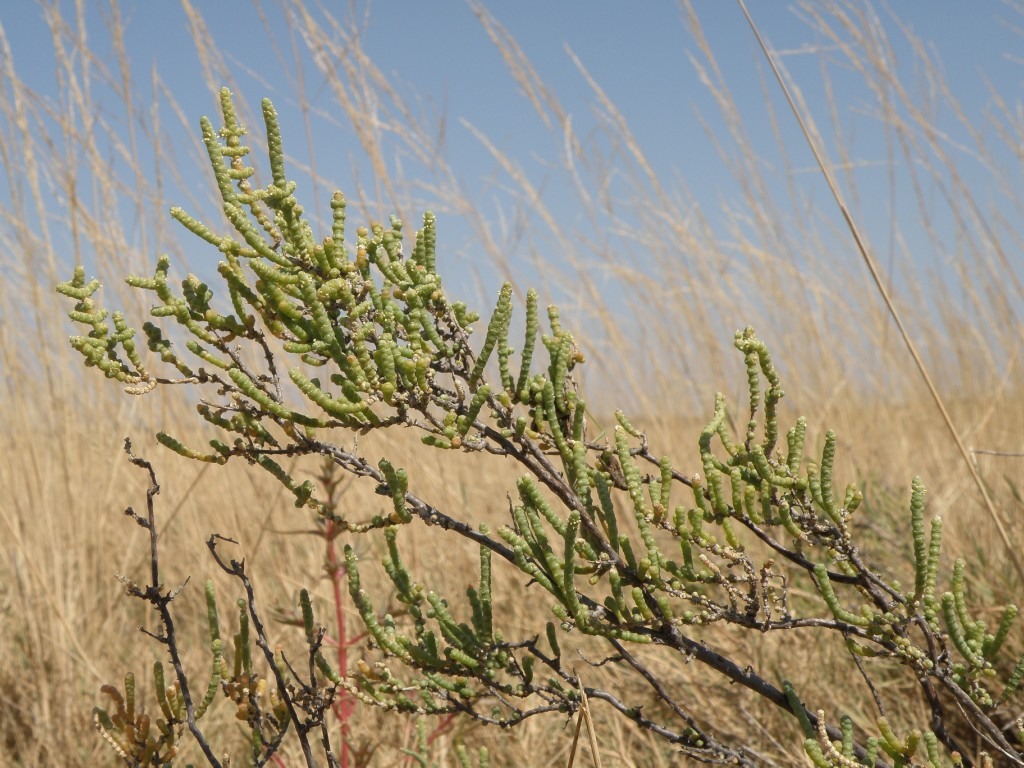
left=1, top=2, right=1022, bottom=765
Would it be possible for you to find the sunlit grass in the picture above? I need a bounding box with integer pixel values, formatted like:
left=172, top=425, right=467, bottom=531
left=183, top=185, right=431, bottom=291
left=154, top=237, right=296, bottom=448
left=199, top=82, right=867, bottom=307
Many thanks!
left=1, top=1, right=1021, bottom=764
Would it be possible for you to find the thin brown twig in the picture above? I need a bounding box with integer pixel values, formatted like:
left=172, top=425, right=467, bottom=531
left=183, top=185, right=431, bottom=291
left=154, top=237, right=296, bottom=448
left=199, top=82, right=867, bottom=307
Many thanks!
left=122, top=439, right=225, bottom=768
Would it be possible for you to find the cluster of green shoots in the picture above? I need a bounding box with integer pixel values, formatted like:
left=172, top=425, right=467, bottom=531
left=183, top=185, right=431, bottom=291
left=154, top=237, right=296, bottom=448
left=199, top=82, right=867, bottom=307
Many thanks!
left=94, top=579, right=291, bottom=764
left=59, top=88, right=1024, bottom=767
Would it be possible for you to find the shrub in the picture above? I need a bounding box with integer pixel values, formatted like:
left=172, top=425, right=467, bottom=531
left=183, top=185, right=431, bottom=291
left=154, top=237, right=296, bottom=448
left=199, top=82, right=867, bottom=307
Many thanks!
left=58, top=88, right=1024, bottom=767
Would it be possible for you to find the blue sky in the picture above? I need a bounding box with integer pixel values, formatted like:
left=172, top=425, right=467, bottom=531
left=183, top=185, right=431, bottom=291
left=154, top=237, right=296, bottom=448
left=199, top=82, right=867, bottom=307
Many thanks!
left=3, top=1, right=1022, bottom=378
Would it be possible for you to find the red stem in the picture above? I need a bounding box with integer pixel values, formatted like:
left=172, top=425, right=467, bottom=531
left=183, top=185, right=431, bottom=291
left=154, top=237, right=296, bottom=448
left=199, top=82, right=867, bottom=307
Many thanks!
left=426, top=713, right=457, bottom=745
left=325, top=517, right=354, bottom=768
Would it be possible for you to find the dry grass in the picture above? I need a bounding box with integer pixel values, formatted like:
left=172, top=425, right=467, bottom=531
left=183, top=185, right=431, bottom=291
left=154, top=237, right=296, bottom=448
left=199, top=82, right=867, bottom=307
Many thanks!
left=1, top=1, right=1022, bottom=765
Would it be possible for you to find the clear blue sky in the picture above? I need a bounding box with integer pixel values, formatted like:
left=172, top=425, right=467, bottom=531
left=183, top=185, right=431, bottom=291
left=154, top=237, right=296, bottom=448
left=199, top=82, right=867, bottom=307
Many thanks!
left=2, top=1, right=1021, bottom=361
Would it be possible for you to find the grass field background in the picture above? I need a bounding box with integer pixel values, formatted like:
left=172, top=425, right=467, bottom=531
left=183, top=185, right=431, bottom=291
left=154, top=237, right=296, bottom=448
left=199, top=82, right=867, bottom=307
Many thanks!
left=1, top=2, right=1022, bottom=765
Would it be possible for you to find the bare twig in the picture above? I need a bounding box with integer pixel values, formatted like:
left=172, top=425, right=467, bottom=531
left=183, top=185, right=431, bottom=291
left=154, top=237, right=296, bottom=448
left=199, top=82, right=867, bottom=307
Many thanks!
left=122, top=438, right=224, bottom=768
